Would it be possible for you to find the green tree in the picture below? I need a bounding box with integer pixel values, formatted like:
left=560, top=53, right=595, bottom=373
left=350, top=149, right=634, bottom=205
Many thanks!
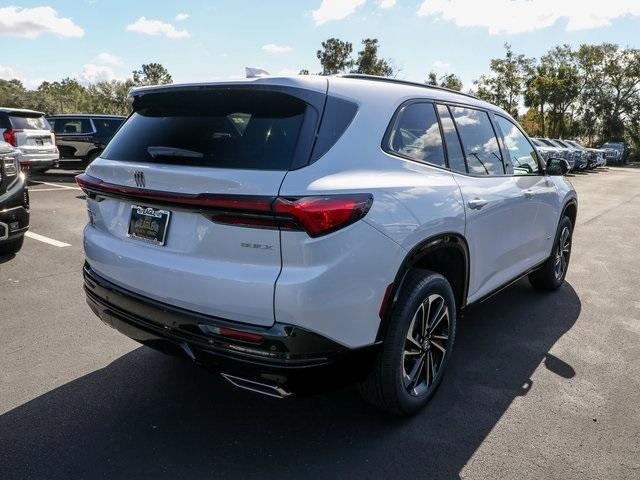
left=87, top=79, right=134, bottom=115
left=426, top=72, right=463, bottom=91
left=316, top=38, right=353, bottom=75
left=351, top=38, right=394, bottom=77
left=576, top=44, right=640, bottom=144
left=474, top=43, right=533, bottom=117
left=0, top=79, right=29, bottom=109
left=33, top=78, right=91, bottom=114
left=132, top=63, right=173, bottom=86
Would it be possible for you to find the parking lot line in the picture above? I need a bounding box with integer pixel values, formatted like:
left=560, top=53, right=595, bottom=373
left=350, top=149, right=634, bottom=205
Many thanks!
left=29, top=181, right=81, bottom=191
left=25, top=231, right=71, bottom=247
left=29, top=188, right=74, bottom=192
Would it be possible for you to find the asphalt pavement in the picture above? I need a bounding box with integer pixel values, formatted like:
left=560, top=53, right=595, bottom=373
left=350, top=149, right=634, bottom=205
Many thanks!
left=1, top=166, right=639, bottom=479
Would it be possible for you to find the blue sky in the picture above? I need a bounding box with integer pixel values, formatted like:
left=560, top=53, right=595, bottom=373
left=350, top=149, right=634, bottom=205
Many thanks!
left=1, top=0, right=640, bottom=90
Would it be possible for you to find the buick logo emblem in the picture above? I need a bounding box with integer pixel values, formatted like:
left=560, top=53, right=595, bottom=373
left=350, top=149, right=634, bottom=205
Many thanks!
left=133, top=171, right=145, bottom=188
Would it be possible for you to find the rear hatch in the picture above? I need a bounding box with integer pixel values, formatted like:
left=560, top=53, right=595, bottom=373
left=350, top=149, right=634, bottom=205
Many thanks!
left=6, top=112, right=56, bottom=154
left=80, top=80, right=327, bottom=327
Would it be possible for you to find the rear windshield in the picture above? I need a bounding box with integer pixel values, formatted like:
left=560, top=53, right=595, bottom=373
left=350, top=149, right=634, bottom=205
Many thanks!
left=101, top=89, right=310, bottom=170
left=9, top=114, right=50, bottom=130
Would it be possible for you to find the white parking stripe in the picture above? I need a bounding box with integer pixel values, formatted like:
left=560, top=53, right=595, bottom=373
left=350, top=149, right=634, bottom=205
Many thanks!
left=29, top=188, right=74, bottom=192
left=29, top=181, right=81, bottom=191
left=25, top=231, right=71, bottom=247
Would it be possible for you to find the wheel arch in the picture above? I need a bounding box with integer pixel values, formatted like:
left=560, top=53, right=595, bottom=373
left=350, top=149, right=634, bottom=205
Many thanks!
left=376, top=233, right=469, bottom=342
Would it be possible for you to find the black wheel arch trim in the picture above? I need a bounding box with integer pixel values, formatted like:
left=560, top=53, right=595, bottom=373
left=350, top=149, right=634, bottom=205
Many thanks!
left=375, top=232, right=470, bottom=342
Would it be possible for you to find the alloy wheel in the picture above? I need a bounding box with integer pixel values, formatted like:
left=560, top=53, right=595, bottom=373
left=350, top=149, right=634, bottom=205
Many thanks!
left=554, top=226, right=571, bottom=280
left=402, top=293, right=451, bottom=397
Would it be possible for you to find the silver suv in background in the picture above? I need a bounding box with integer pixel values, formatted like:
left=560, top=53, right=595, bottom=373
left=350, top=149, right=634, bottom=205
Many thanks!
left=534, top=138, right=576, bottom=171
left=0, top=108, right=59, bottom=174
left=78, top=75, right=577, bottom=415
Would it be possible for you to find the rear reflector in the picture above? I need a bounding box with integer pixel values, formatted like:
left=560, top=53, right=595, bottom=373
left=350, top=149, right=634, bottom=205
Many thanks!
left=76, top=173, right=373, bottom=237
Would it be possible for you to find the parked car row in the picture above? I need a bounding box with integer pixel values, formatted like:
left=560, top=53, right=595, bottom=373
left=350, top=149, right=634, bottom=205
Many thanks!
left=532, top=137, right=609, bottom=172
left=0, top=108, right=125, bottom=173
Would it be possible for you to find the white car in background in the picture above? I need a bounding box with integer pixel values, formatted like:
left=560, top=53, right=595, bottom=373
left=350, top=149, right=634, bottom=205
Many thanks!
left=0, top=108, right=59, bottom=174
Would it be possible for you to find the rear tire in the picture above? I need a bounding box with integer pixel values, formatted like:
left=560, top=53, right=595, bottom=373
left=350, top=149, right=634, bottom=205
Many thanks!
left=357, top=270, right=457, bottom=416
left=0, top=236, right=25, bottom=255
left=529, top=216, right=573, bottom=290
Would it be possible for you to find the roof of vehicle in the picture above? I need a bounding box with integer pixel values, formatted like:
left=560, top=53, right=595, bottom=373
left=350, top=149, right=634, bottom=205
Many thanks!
left=128, top=74, right=507, bottom=116
left=0, top=107, right=46, bottom=116
left=46, top=114, right=126, bottom=119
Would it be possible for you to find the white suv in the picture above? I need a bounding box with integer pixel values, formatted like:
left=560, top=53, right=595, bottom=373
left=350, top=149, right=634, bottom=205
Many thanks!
left=0, top=108, right=59, bottom=173
left=78, top=75, right=577, bottom=415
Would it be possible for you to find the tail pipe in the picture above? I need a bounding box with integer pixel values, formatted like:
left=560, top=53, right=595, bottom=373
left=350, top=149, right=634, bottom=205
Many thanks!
left=220, top=373, right=292, bottom=399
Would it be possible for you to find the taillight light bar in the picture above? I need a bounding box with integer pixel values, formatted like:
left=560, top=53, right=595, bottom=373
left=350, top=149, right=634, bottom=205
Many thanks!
left=76, top=173, right=373, bottom=237
left=2, top=129, right=21, bottom=147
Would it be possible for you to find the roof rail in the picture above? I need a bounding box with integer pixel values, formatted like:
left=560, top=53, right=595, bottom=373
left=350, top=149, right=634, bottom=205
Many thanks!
left=337, top=74, right=479, bottom=101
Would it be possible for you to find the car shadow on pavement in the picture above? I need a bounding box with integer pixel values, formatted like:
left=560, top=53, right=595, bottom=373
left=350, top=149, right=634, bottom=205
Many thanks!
left=0, top=279, right=581, bottom=480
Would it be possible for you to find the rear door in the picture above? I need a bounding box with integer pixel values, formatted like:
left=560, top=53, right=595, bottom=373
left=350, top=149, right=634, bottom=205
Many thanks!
left=51, top=117, right=95, bottom=159
left=444, top=105, right=532, bottom=302
left=83, top=83, right=326, bottom=326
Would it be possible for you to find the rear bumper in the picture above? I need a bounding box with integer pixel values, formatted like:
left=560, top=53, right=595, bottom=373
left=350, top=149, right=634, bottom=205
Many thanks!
left=0, top=176, right=29, bottom=242
left=18, top=150, right=59, bottom=169
left=83, top=264, right=378, bottom=393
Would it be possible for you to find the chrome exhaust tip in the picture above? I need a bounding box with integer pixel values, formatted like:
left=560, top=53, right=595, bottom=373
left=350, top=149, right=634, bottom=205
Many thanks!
left=220, top=373, right=292, bottom=399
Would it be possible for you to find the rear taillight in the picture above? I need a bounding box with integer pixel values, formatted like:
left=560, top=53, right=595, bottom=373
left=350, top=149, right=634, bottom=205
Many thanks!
left=76, top=173, right=373, bottom=237
left=2, top=129, right=20, bottom=147
left=273, top=195, right=373, bottom=237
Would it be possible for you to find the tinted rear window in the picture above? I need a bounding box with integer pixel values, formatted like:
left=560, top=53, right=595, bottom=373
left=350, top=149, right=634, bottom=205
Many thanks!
left=9, top=114, right=50, bottom=130
left=101, top=90, right=310, bottom=170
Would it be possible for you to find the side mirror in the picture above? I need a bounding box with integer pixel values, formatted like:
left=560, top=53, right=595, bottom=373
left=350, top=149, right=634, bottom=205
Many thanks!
left=546, top=157, right=570, bottom=176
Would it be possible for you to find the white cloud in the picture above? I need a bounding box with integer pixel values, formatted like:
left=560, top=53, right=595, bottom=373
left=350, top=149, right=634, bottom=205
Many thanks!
left=0, top=6, right=84, bottom=38
left=432, top=60, right=450, bottom=71
left=77, top=63, right=116, bottom=84
left=0, top=65, right=18, bottom=80
left=417, top=0, right=640, bottom=35
left=126, top=17, right=190, bottom=39
left=94, top=52, right=122, bottom=66
left=262, top=43, right=293, bottom=54
left=312, top=0, right=366, bottom=25
left=175, top=13, right=190, bottom=21
left=379, top=0, right=396, bottom=8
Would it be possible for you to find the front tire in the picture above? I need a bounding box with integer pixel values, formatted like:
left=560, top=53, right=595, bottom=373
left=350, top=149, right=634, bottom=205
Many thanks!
left=0, top=236, right=25, bottom=255
left=358, top=270, right=457, bottom=416
left=529, top=216, right=573, bottom=290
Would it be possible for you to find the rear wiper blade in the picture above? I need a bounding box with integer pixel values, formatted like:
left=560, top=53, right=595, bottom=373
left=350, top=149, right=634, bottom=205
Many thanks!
left=147, top=146, right=204, bottom=159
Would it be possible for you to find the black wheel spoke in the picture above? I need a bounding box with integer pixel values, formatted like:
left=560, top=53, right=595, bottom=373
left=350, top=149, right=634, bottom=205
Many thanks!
left=402, top=292, right=451, bottom=397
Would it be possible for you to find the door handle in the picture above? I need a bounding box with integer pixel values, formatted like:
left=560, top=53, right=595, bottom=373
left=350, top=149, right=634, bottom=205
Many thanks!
left=468, top=198, right=488, bottom=210
left=523, top=189, right=535, bottom=199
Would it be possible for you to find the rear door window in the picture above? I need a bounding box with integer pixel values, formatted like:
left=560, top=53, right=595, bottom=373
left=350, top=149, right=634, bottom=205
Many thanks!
left=101, top=89, right=311, bottom=170
left=9, top=115, right=50, bottom=130
left=450, top=107, right=504, bottom=175
left=53, top=118, right=94, bottom=135
left=387, top=102, right=446, bottom=167
left=94, top=118, right=124, bottom=137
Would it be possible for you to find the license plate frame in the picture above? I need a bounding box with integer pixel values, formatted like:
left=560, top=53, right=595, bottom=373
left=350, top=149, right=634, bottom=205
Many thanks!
left=127, top=205, right=171, bottom=246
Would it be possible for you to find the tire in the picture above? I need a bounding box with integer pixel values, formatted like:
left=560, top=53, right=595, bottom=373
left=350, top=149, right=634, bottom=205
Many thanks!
left=0, top=236, right=25, bottom=255
left=357, top=270, right=457, bottom=416
left=529, top=216, right=573, bottom=290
